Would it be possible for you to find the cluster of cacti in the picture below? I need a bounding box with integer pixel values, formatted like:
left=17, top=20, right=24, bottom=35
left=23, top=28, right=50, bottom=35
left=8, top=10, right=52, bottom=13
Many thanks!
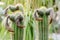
left=0, top=4, right=52, bottom=40
left=2, top=4, right=25, bottom=40
left=1, top=0, right=60, bottom=40
left=0, top=1, right=57, bottom=40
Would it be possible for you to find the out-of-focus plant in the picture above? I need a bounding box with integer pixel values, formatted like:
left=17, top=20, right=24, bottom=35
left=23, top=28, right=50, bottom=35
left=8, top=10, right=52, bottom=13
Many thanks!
left=24, top=11, right=34, bottom=40
left=3, top=4, right=25, bottom=40
left=34, top=7, right=51, bottom=40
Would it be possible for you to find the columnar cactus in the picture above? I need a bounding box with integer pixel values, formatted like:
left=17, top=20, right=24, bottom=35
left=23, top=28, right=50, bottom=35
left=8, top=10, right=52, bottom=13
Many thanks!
left=4, top=4, right=25, bottom=40
left=11, top=14, right=24, bottom=40
left=34, top=7, right=51, bottom=40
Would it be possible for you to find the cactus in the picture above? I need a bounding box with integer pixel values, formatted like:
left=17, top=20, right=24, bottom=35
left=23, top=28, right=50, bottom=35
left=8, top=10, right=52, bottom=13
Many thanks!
left=4, top=4, right=25, bottom=40
left=34, top=7, right=50, bottom=40
left=4, top=12, right=24, bottom=40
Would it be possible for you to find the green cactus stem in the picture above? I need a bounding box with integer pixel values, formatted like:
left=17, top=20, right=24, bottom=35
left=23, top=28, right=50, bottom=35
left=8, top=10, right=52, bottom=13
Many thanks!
left=11, top=13, right=24, bottom=40
left=34, top=7, right=50, bottom=40
left=11, top=15, right=24, bottom=40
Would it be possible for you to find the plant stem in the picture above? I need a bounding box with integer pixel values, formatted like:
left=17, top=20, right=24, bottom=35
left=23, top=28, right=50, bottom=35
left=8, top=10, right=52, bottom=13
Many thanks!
left=38, top=15, right=48, bottom=40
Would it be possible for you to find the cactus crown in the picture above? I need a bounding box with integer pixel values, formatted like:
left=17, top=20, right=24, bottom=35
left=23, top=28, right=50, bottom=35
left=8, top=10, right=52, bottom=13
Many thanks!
left=37, top=7, right=50, bottom=17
